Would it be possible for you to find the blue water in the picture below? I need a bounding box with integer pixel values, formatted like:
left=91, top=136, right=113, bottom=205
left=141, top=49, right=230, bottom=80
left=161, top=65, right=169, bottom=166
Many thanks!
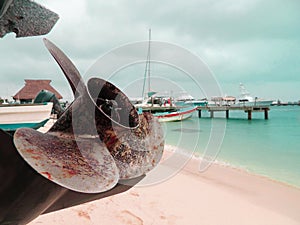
left=163, top=106, right=300, bottom=187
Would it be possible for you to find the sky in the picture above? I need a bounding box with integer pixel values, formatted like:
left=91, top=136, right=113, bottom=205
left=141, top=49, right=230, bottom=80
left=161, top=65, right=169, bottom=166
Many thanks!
left=0, top=0, right=300, bottom=102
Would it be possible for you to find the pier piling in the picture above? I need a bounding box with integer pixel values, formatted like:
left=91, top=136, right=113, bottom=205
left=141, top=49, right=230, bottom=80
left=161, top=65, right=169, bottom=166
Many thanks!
left=247, top=111, right=252, bottom=120
left=264, top=109, right=269, bottom=120
left=226, top=110, right=229, bottom=119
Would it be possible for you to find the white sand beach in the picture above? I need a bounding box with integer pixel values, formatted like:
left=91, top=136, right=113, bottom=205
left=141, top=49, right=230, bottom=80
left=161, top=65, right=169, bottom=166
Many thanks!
left=28, top=138, right=300, bottom=225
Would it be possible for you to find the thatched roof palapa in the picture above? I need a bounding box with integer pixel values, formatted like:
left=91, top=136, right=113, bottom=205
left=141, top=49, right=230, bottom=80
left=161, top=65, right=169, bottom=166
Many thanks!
left=13, top=79, right=63, bottom=102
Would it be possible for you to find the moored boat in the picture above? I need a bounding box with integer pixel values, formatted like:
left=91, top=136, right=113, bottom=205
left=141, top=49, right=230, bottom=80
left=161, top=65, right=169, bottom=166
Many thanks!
left=154, top=106, right=197, bottom=122
left=136, top=93, right=197, bottom=122
left=175, top=92, right=208, bottom=107
left=233, top=83, right=273, bottom=107
left=207, top=84, right=273, bottom=108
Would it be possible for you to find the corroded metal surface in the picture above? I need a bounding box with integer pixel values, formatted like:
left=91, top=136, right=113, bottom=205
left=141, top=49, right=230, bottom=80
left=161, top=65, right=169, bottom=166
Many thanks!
left=14, top=128, right=119, bottom=193
left=46, top=77, right=164, bottom=181
left=0, top=0, right=59, bottom=38
left=43, top=38, right=85, bottom=96
left=88, top=77, right=139, bottom=129
left=0, top=38, right=165, bottom=224
left=0, top=129, right=138, bottom=225
left=87, top=78, right=164, bottom=179
left=11, top=39, right=164, bottom=193
left=102, top=112, right=164, bottom=179
left=43, top=38, right=164, bottom=180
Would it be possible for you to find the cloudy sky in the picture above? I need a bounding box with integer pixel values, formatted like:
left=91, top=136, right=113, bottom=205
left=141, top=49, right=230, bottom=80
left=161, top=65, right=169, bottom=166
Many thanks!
left=1, top=0, right=300, bottom=102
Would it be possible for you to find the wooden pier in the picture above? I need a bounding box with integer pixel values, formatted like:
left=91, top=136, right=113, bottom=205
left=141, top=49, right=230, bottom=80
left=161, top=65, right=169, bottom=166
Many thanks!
left=197, top=106, right=270, bottom=120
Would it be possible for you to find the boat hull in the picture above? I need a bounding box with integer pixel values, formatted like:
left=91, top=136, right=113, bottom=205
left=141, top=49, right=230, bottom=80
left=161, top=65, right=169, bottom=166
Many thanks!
left=233, top=100, right=273, bottom=107
left=0, top=102, right=53, bottom=131
left=155, top=107, right=197, bottom=122
left=176, top=100, right=208, bottom=107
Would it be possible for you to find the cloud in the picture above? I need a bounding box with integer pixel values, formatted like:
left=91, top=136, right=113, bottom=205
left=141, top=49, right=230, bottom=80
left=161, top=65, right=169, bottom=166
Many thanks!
left=0, top=0, right=300, bottom=101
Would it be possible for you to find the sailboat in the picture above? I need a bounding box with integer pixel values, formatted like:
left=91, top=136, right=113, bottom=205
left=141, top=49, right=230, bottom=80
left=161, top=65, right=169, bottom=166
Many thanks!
left=135, top=29, right=197, bottom=122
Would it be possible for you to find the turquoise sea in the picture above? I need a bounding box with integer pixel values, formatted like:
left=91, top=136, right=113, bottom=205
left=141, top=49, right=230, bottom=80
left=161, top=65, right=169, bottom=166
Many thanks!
left=163, top=106, right=300, bottom=188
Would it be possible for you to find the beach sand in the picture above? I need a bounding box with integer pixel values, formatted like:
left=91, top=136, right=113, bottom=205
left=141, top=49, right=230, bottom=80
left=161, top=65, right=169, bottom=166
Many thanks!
left=29, top=120, right=300, bottom=225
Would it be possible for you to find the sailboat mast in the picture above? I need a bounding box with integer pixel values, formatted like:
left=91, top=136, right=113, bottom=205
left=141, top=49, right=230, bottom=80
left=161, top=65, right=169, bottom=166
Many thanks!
left=147, top=29, right=151, bottom=93
left=141, top=29, right=152, bottom=99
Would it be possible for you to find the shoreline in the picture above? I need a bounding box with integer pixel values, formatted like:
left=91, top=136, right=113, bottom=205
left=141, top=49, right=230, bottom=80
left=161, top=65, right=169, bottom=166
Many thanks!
left=41, top=116, right=300, bottom=189
left=29, top=143, right=300, bottom=225
left=165, top=144, right=300, bottom=190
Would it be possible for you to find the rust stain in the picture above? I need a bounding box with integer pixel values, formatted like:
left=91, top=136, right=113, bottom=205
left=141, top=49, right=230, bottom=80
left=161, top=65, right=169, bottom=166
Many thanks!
left=26, top=148, right=40, bottom=154
left=31, top=155, right=41, bottom=160
left=41, top=171, right=52, bottom=180
left=26, top=149, right=35, bottom=153
left=66, top=169, right=77, bottom=177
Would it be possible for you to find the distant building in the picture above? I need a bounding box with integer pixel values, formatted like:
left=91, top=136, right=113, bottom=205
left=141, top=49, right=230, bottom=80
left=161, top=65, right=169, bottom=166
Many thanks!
left=13, top=79, right=63, bottom=103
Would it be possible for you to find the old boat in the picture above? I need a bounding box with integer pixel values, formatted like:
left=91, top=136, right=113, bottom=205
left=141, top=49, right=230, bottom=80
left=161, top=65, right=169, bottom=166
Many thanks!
left=0, top=90, right=60, bottom=132
left=0, top=102, right=53, bottom=132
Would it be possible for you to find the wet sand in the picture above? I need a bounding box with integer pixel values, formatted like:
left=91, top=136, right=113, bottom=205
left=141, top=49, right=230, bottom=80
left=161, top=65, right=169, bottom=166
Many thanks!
left=28, top=119, right=300, bottom=225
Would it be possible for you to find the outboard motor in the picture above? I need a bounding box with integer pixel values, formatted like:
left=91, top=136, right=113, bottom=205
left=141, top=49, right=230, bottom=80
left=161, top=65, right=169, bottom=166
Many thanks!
left=34, top=89, right=65, bottom=118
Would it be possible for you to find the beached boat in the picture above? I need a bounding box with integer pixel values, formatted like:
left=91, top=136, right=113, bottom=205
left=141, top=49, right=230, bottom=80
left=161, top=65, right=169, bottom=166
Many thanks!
left=233, top=83, right=273, bottom=107
left=0, top=102, right=53, bottom=131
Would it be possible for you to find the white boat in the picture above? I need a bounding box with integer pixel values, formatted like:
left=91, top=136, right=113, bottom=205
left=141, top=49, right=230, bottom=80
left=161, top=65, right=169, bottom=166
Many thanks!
left=136, top=93, right=197, bottom=122
left=0, top=102, right=53, bottom=132
left=183, top=99, right=208, bottom=107
left=175, top=92, right=208, bottom=107
left=154, top=106, right=197, bottom=122
left=233, top=83, right=273, bottom=107
left=136, top=92, right=176, bottom=111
